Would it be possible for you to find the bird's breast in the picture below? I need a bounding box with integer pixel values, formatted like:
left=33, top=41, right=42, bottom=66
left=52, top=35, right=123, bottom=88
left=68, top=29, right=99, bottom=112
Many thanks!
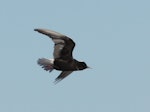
left=54, top=59, right=78, bottom=71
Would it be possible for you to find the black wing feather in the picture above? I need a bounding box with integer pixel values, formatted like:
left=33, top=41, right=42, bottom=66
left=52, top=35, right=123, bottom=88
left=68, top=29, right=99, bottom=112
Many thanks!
left=54, top=71, right=73, bottom=84
left=34, top=29, right=75, bottom=59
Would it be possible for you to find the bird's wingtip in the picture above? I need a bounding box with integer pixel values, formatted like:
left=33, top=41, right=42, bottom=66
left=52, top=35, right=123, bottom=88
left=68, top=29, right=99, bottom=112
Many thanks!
left=54, top=79, right=62, bottom=84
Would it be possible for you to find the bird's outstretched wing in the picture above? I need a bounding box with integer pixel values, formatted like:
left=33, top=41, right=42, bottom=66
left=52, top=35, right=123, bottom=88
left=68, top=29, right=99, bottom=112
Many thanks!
left=54, top=71, right=73, bottom=84
left=34, top=29, right=75, bottom=59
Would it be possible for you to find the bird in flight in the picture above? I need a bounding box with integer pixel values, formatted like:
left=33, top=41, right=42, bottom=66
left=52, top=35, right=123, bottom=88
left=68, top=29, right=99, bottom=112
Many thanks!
left=34, top=28, right=89, bottom=83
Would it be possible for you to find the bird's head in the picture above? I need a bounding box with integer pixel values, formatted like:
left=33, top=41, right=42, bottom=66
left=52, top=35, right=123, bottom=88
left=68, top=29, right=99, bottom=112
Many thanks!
left=78, top=62, right=90, bottom=70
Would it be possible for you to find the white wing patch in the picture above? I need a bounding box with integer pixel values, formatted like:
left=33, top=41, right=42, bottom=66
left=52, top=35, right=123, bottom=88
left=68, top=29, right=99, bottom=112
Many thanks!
left=49, top=59, right=54, bottom=64
left=52, top=39, right=64, bottom=44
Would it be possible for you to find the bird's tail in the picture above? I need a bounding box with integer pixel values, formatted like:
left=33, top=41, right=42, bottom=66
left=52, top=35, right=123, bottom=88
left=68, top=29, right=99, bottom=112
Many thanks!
left=37, top=58, right=54, bottom=72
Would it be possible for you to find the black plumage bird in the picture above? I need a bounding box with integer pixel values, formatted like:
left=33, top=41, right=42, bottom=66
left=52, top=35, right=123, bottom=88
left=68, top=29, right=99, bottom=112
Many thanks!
left=34, top=28, right=89, bottom=83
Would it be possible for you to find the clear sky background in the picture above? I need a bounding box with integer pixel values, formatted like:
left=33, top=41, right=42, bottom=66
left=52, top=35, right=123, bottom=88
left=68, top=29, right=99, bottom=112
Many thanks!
left=0, top=0, right=150, bottom=112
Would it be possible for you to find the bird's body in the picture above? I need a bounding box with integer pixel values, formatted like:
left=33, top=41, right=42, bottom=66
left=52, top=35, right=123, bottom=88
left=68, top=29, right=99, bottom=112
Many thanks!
left=54, top=58, right=87, bottom=71
left=35, top=28, right=88, bottom=83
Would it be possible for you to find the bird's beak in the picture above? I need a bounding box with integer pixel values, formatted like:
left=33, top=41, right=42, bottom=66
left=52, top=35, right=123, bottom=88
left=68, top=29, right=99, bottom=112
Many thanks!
left=87, top=66, right=92, bottom=69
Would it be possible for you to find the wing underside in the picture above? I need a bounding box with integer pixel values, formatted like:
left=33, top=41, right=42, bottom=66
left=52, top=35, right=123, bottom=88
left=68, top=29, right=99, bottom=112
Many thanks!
left=54, top=71, right=73, bottom=83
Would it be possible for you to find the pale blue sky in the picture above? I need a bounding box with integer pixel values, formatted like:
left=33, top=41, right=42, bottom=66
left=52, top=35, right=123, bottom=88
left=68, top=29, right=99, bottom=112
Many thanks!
left=0, top=0, right=150, bottom=112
